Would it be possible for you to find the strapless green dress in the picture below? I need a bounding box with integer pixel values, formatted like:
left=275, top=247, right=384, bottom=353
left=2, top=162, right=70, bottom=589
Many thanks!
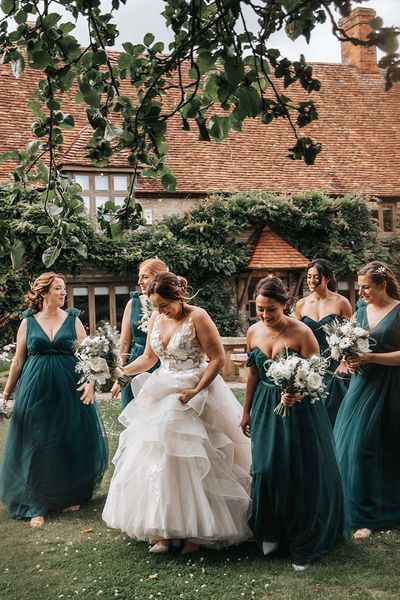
left=0, top=308, right=108, bottom=518
left=248, top=347, right=348, bottom=565
left=302, top=314, right=350, bottom=426
left=334, top=304, right=400, bottom=530
left=121, top=292, right=159, bottom=408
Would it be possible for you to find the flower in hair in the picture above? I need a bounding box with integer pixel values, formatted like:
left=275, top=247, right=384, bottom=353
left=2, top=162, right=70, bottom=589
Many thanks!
left=375, top=266, right=386, bottom=274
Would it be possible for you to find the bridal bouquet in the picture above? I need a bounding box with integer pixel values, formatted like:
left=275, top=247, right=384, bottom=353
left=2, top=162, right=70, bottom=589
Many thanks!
left=74, top=322, right=132, bottom=389
left=322, top=316, right=371, bottom=361
left=265, top=351, right=328, bottom=417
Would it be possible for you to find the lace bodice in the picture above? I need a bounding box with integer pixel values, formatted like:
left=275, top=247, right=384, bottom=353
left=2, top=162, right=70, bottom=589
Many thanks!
left=150, top=314, right=207, bottom=372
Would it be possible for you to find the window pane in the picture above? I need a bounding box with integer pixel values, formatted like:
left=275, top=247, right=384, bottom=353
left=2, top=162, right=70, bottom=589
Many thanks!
left=72, top=287, right=89, bottom=330
left=143, top=208, right=153, bottom=224
left=114, top=175, right=128, bottom=191
left=115, top=287, right=131, bottom=330
left=74, top=174, right=89, bottom=190
left=338, top=281, right=350, bottom=290
left=383, top=207, right=394, bottom=232
left=114, top=196, right=125, bottom=206
left=96, top=196, right=109, bottom=209
left=95, top=287, right=110, bottom=325
left=95, top=175, right=109, bottom=191
left=82, top=196, right=91, bottom=212
left=371, top=209, right=379, bottom=223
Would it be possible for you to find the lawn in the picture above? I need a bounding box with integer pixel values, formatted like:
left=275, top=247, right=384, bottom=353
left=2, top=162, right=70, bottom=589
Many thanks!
left=1, top=393, right=400, bottom=600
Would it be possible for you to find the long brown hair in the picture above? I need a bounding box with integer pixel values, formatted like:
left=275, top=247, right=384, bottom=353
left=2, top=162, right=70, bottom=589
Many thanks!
left=148, top=272, right=191, bottom=302
left=25, top=272, right=66, bottom=311
left=139, top=257, right=168, bottom=277
left=306, top=258, right=337, bottom=292
left=358, top=261, right=400, bottom=300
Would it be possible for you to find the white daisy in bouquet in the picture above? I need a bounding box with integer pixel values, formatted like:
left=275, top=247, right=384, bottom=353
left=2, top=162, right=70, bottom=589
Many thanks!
left=322, top=316, right=371, bottom=362
left=74, top=322, right=132, bottom=389
left=0, top=343, right=16, bottom=364
left=265, top=350, right=328, bottom=417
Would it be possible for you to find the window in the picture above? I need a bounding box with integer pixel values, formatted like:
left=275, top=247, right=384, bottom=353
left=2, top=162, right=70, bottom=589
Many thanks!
left=371, top=201, right=398, bottom=234
left=143, top=208, right=153, bottom=224
left=71, top=172, right=133, bottom=218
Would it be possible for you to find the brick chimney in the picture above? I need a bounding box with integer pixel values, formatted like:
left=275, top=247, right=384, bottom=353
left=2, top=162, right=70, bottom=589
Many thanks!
left=338, top=7, right=378, bottom=73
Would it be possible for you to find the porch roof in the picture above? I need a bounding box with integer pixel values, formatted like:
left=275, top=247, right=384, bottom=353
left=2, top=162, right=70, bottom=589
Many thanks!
left=244, top=230, right=309, bottom=271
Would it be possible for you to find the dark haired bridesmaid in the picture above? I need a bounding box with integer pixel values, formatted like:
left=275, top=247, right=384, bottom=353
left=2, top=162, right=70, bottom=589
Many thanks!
left=241, top=276, right=347, bottom=570
left=295, top=259, right=352, bottom=425
left=335, top=261, right=400, bottom=540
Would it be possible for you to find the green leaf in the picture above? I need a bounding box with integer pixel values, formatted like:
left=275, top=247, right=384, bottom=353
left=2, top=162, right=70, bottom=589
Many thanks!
left=161, top=173, right=177, bottom=192
left=30, top=51, right=51, bottom=70
left=235, top=86, right=261, bottom=119
left=73, top=242, right=88, bottom=257
left=10, top=239, right=25, bottom=270
left=144, top=33, right=155, bottom=47
left=47, top=204, right=63, bottom=216
left=196, top=50, right=214, bottom=75
left=0, top=150, right=19, bottom=163
left=224, top=56, right=245, bottom=89
left=92, top=50, right=108, bottom=65
left=42, top=246, right=61, bottom=268
left=37, top=226, right=52, bottom=234
left=1, top=0, right=15, bottom=14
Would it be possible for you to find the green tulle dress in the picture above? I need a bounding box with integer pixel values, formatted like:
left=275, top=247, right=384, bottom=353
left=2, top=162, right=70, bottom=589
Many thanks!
left=302, top=315, right=350, bottom=426
left=0, top=308, right=108, bottom=519
left=334, top=303, right=400, bottom=530
left=121, top=292, right=159, bottom=408
left=248, top=348, right=348, bottom=565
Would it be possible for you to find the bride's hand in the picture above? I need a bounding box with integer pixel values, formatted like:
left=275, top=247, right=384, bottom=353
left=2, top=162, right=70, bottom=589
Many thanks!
left=178, top=388, right=197, bottom=404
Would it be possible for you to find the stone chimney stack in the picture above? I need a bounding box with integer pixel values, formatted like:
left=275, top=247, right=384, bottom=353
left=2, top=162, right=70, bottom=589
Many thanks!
left=338, top=7, right=378, bottom=73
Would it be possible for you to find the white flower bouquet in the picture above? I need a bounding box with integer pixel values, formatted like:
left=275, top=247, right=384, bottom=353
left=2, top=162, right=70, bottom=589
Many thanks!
left=0, top=343, right=16, bottom=364
left=265, top=351, right=328, bottom=417
left=74, top=322, right=132, bottom=389
left=136, top=297, right=153, bottom=333
left=322, top=316, right=371, bottom=362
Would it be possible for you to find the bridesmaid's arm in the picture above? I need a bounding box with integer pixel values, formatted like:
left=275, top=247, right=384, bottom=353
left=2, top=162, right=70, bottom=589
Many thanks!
left=178, top=309, right=225, bottom=403
left=294, top=298, right=304, bottom=320
left=123, top=312, right=159, bottom=376
left=339, top=296, right=352, bottom=319
left=119, top=299, right=133, bottom=362
left=3, top=320, right=27, bottom=398
left=241, top=363, right=259, bottom=438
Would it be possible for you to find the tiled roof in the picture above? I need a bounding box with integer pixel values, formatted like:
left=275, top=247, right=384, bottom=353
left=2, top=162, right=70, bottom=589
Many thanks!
left=0, top=57, right=399, bottom=196
left=246, top=229, right=309, bottom=270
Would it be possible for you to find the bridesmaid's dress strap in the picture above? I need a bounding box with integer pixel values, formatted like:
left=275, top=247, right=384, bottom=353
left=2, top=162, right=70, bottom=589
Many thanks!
left=130, top=291, right=140, bottom=300
left=22, top=308, right=37, bottom=318
left=246, top=349, right=257, bottom=367
left=65, top=307, right=81, bottom=317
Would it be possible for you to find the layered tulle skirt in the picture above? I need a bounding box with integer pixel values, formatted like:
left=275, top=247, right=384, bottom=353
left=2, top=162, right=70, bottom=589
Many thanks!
left=102, top=366, right=252, bottom=546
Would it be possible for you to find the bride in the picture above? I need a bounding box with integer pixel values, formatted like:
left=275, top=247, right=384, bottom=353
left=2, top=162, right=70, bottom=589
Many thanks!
left=102, top=272, right=252, bottom=554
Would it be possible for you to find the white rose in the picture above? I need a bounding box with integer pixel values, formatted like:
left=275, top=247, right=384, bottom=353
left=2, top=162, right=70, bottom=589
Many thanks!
left=357, top=338, right=370, bottom=353
left=353, top=327, right=367, bottom=337
left=90, top=357, right=109, bottom=373
left=306, top=371, right=323, bottom=390
left=340, top=323, right=352, bottom=335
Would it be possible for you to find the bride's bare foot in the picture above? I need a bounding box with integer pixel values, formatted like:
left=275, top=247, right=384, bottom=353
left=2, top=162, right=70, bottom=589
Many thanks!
left=181, top=540, right=199, bottom=555
left=64, top=505, right=80, bottom=512
left=354, top=528, right=372, bottom=539
left=149, top=539, right=170, bottom=554
left=30, top=516, right=45, bottom=528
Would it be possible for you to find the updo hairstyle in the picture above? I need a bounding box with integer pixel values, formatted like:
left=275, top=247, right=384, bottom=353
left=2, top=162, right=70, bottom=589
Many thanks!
left=147, top=272, right=191, bottom=303
left=139, top=257, right=168, bottom=277
left=307, top=258, right=337, bottom=292
left=358, top=261, right=400, bottom=300
left=25, top=272, right=66, bottom=311
left=255, top=276, right=291, bottom=313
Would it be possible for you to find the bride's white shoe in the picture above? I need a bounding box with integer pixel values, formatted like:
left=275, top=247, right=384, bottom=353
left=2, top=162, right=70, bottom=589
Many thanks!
left=262, top=541, right=278, bottom=556
left=149, top=541, right=170, bottom=554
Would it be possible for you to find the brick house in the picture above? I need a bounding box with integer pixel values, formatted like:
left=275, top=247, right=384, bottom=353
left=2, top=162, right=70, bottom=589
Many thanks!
left=0, top=7, right=399, bottom=331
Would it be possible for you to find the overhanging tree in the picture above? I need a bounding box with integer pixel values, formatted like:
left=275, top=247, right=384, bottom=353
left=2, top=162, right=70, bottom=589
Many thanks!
left=0, top=0, right=398, bottom=266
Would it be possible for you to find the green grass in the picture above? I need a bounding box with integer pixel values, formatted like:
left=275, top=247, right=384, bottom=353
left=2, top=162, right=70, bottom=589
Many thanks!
left=1, top=395, right=400, bottom=600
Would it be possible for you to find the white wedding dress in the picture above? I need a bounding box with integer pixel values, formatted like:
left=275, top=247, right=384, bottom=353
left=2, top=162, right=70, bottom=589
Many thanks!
left=102, top=314, right=252, bottom=546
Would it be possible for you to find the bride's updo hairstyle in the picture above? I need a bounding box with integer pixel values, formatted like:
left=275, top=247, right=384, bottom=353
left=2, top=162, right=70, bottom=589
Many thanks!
left=307, top=258, right=337, bottom=292
left=147, top=272, right=192, bottom=303
left=358, top=261, right=400, bottom=300
left=255, top=276, right=292, bottom=314
left=25, top=272, right=66, bottom=311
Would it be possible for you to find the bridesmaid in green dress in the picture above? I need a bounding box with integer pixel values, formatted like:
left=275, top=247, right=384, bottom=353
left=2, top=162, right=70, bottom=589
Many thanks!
left=334, top=261, right=400, bottom=540
left=111, top=258, right=168, bottom=407
left=241, top=277, right=347, bottom=570
left=0, top=273, right=108, bottom=528
left=295, top=259, right=352, bottom=426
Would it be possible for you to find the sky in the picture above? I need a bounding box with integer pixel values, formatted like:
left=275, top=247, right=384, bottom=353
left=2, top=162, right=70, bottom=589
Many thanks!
left=78, top=0, right=400, bottom=63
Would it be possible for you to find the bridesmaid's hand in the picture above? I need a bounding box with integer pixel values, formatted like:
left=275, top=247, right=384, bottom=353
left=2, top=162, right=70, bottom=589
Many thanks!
left=78, top=382, right=95, bottom=405
left=111, top=381, right=121, bottom=398
left=345, top=354, right=369, bottom=372
left=335, top=360, right=349, bottom=376
left=178, top=388, right=197, bottom=404
left=281, top=392, right=303, bottom=407
left=240, top=412, right=251, bottom=438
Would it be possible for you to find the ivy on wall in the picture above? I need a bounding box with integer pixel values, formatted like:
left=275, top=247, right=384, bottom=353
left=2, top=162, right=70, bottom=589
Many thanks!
left=0, top=186, right=390, bottom=343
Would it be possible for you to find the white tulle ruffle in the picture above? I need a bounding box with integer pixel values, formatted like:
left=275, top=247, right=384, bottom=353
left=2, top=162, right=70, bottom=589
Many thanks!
left=102, top=366, right=252, bottom=546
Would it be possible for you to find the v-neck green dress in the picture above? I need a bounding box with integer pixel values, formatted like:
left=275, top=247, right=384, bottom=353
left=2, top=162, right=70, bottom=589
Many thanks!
left=248, top=348, right=348, bottom=565
left=0, top=308, right=108, bottom=518
left=121, top=292, right=159, bottom=408
left=334, top=303, right=400, bottom=530
left=301, top=314, right=350, bottom=426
